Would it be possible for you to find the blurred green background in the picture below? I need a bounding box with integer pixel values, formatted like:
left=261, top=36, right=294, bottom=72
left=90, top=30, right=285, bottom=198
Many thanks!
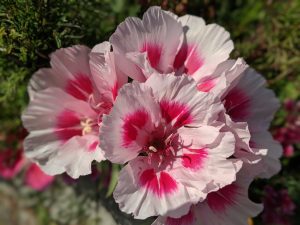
left=0, top=0, right=299, bottom=225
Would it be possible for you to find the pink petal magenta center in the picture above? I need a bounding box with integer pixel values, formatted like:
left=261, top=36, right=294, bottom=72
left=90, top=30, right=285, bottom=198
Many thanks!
left=139, top=169, right=178, bottom=197
left=160, top=100, right=193, bottom=127
left=207, top=184, right=239, bottom=212
left=122, top=110, right=149, bottom=147
left=141, top=43, right=162, bottom=70
left=55, top=110, right=82, bottom=142
left=65, top=73, right=93, bottom=101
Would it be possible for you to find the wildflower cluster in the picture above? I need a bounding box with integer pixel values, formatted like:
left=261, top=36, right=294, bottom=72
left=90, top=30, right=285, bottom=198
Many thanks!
left=21, top=7, right=282, bottom=225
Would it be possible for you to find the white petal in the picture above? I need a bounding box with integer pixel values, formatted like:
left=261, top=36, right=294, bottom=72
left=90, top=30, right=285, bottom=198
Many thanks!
left=146, top=73, right=223, bottom=125
left=90, top=42, right=128, bottom=103
left=250, top=130, right=282, bottom=178
left=110, top=6, right=183, bottom=80
left=29, top=45, right=92, bottom=100
left=41, top=135, right=103, bottom=179
left=195, top=170, right=263, bottom=225
left=99, top=82, right=161, bottom=164
left=113, top=157, right=200, bottom=219
left=22, top=88, right=99, bottom=178
left=175, top=15, right=233, bottom=80
left=224, top=68, right=280, bottom=130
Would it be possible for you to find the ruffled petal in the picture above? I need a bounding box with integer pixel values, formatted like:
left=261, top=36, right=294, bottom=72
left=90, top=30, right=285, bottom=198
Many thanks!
left=173, top=131, right=239, bottom=195
left=41, top=135, right=104, bottom=179
left=113, top=156, right=200, bottom=219
left=110, top=6, right=183, bottom=80
left=100, top=82, right=161, bottom=164
left=22, top=87, right=99, bottom=178
left=197, top=58, right=247, bottom=96
left=246, top=131, right=283, bottom=178
left=153, top=168, right=262, bottom=225
left=194, top=168, right=263, bottom=225
left=29, top=45, right=93, bottom=101
left=145, top=73, right=223, bottom=125
left=223, top=68, right=280, bottom=130
left=90, top=42, right=128, bottom=103
left=175, top=15, right=234, bottom=80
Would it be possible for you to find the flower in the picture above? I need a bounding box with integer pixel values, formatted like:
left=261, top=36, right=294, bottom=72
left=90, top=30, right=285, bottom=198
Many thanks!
left=25, top=163, right=54, bottom=191
left=104, top=6, right=281, bottom=222
left=22, top=44, right=127, bottom=178
left=109, top=6, right=282, bottom=179
left=152, top=167, right=263, bottom=225
left=100, top=73, right=240, bottom=219
left=0, top=130, right=54, bottom=191
left=109, top=6, right=233, bottom=83
left=262, top=186, right=296, bottom=225
left=274, top=99, right=300, bottom=157
left=0, top=148, right=24, bottom=179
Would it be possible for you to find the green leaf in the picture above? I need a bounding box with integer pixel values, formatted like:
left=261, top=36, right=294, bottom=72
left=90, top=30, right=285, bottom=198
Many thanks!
left=106, top=164, right=120, bottom=197
left=53, top=31, right=61, bottom=48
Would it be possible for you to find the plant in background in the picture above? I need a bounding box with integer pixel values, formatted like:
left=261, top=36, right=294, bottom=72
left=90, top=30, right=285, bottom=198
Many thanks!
left=274, top=100, right=300, bottom=158
left=262, top=186, right=296, bottom=225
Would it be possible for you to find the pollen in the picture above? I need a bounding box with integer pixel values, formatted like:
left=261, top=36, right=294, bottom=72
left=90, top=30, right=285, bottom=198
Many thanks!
left=81, top=118, right=94, bottom=135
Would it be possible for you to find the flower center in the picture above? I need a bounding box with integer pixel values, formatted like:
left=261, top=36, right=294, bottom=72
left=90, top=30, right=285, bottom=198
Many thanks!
left=144, top=133, right=178, bottom=166
left=88, top=94, right=113, bottom=124
left=81, top=118, right=95, bottom=135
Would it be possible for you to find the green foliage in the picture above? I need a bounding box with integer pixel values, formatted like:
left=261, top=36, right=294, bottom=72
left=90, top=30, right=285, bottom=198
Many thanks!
left=0, top=0, right=140, bottom=131
left=106, top=164, right=120, bottom=198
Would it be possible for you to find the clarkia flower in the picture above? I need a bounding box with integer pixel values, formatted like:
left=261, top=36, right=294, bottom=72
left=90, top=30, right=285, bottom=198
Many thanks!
left=0, top=148, right=24, bottom=179
left=100, top=73, right=240, bottom=219
left=25, top=163, right=54, bottom=191
left=109, top=6, right=282, bottom=180
left=20, top=5, right=283, bottom=224
left=0, top=148, right=54, bottom=191
left=109, top=6, right=233, bottom=83
left=104, top=6, right=282, bottom=223
left=22, top=44, right=127, bottom=178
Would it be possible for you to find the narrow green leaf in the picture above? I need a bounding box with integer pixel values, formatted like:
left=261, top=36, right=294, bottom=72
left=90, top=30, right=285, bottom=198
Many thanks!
left=106, top=164, right=120, bottom=197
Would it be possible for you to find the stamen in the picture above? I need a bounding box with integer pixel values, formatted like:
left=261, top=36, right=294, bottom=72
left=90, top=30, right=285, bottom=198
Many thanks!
left=149, top=146, right=158, bottom=152
left=144, top=132, right=179, bottom=167
left=81, top=118, right=94, bottom=135
left=158, top=154, right=163, bottom=167
left=169, top=146, right=176, bottom=156
left=88, top=94, right=102, bottom=110
left=148, top=152, right=153, bottom=164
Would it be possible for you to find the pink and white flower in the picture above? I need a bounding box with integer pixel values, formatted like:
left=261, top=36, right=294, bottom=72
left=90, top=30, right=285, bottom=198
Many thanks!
left=22, top=44, right=127, bottom=178
left=152, top=167, right=263, bottom=225
left=109, top=6, right=281, bottom=180
left=109, top=6, right=233, bottom=82
left=109, top=6, right=282, bottom=178
left=0, top=147, right=54, bottom=191
left=100, top=73, right=240, bottom=219
left=25, top=163, right=54, bottom=191
left=19, top=5, right=282, bottom=223
left=0, top=148, right=24, bottom=179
